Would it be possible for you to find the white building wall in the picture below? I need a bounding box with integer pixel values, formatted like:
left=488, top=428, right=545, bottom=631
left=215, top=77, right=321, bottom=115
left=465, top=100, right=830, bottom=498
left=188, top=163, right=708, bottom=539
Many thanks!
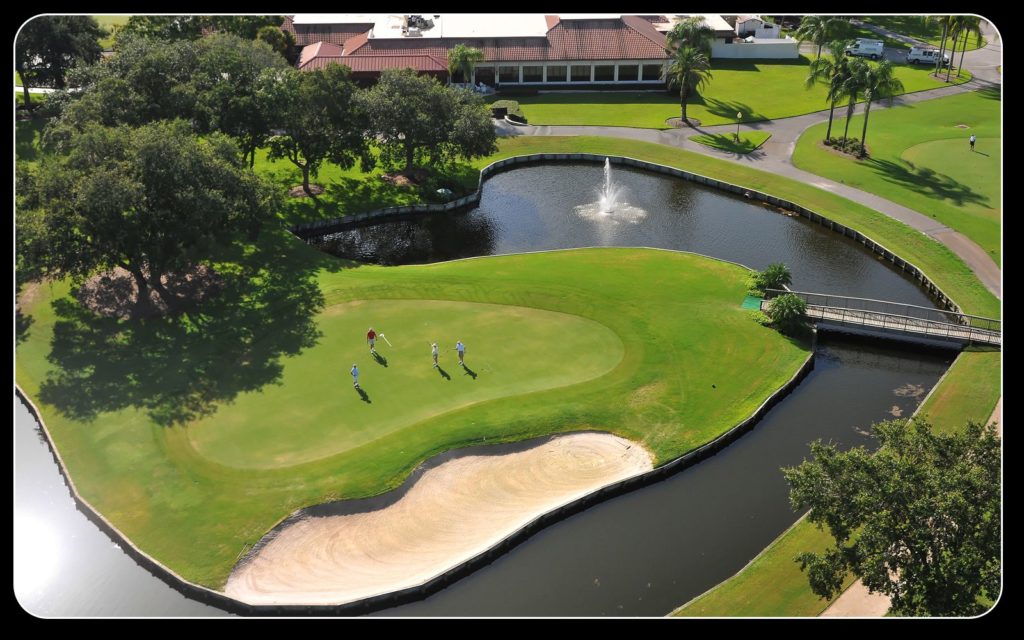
left=712, top=40, right=799, bottom=59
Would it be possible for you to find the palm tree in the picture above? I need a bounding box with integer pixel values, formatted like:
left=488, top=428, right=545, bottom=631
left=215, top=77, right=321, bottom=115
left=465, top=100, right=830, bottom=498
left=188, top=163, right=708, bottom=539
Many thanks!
left=447, top=44, right=484, bottom=85
left=858, top=60, right=904, bottom=157
left=667, top=16, right=714, bottom=56
left=662, top=45, right=712, bottom=123
left=839, top=58, right=869, bottom=148
left=794, top=15, right=844, bottom=60
left=927, top=15, right=952, bottom=78
left=944, top=16, right=968, bottom=83
left=955, top=16, right=982, bottom=78
left=806, top=39, right=854, bottom=141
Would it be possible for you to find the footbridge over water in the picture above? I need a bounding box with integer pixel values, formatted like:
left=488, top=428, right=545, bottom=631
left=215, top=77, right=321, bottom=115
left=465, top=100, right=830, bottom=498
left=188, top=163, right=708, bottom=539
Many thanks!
left=761, top=290, right=1001, bottom=348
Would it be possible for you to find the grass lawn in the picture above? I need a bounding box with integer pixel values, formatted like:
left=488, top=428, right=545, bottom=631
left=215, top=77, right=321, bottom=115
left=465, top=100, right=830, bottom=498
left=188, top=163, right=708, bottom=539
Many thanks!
left=93, top=15, right=130, bottom=49
left=503, top=57, right=970, bottom=129
left=793, top=89, right=1001, bottom=264
left=859, top=16, right=987, bottom=52
left=672, top=514, right=854, bottom=616
left=15, top=91, right=48, bottom=108
left=916, top=350, right=1001, bottom=435
left=16, top=243, right=809, bottom=587
left=689, top=131, right=772, bottom=154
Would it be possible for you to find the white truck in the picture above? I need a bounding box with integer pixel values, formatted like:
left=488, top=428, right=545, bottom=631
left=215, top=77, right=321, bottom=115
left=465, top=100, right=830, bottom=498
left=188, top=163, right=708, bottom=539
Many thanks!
left=845, top=39, right=884, bottom=60
left=906, top=46, right=951, bottom=66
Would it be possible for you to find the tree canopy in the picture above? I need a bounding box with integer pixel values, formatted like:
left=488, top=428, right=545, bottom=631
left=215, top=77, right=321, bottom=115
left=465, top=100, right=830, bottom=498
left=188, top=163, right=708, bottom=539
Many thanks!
left=22, top=120, right=279, bottom=309
left=117, top=15, right=284, bottom=43
left=264, top=65, right=373, bottom=196
left=16, top=16, right=106, bottom=107
left=359, top=68, right=498, bottom=172
left=784, top=418, right=1000, bottom=616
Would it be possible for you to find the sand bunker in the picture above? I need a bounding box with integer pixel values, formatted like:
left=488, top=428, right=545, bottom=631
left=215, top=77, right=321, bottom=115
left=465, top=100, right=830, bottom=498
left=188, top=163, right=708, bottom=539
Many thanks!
left=224, top=432, right=653, bottom=606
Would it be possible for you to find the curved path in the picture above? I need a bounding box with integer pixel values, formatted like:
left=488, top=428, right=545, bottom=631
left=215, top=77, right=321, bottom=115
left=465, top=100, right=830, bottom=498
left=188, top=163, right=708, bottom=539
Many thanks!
left=225, top=432, right=653, bottom=606
left=497, top=24, right=1002, bottom=300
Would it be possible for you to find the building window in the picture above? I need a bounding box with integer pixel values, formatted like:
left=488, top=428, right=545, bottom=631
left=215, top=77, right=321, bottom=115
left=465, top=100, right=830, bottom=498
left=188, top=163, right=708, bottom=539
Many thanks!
left=522, top=65, right=543, bottom=82
left=593, top=65, right=614, bottom=82
left=570, top=64, right=591, bottom=81
left=642, top=63, right=663, bottom=81
left=617, top=64, right=639, bottom=81
left=546, top=65, right=567, bottom=82
left=498, top=66, right=519, bottom=83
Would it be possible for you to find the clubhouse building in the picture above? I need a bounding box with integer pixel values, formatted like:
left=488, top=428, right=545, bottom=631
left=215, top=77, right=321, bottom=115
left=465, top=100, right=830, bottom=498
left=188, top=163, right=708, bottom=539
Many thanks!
left=286, top=13, right=798, bottom=88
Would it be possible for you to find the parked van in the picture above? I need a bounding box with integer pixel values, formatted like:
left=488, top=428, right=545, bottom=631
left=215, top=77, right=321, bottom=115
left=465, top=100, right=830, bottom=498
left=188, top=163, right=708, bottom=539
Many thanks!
left=845, top=39, right=884, bottom=60
left=906, top=46, right=951, bottom=66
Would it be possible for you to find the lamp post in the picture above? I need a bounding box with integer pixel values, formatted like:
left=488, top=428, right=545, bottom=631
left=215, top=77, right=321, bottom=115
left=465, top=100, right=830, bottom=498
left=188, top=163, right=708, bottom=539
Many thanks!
left=735, top=111, right=742, bottom=141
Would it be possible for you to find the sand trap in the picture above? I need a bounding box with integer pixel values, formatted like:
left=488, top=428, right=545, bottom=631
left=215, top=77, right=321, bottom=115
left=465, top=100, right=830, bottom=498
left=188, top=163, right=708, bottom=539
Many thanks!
left=224, top=433, right=653, bottom=606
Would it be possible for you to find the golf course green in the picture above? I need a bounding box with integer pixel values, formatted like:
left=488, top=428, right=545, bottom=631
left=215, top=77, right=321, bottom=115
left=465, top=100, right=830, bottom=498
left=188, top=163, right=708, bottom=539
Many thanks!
left=16, top=242, right=809, bottom=588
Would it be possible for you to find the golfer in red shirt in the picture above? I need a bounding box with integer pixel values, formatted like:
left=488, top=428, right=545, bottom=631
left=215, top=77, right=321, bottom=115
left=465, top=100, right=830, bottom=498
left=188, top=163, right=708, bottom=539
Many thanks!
left=367, top=327, right=377, bottom=353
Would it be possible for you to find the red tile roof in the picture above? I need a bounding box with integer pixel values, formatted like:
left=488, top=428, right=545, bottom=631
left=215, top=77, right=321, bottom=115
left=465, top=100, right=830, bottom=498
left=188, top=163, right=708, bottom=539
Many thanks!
left=301, top=54, right=448, bottom=73
left=297, top=15, right=671, bottom=72
left=298, top=41, right=344, bottom=69
left=282, top=16, right=374, bottom=48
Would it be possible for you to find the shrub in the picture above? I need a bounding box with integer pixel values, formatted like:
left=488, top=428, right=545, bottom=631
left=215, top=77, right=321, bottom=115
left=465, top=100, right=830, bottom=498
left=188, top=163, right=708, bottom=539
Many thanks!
left=490, top=99, right=523, bottom=118
left=766, top=293, right=807, bottom=334
left=750, top=310, right=773, bottom=326
left=748, top=262, right=792, bottom=296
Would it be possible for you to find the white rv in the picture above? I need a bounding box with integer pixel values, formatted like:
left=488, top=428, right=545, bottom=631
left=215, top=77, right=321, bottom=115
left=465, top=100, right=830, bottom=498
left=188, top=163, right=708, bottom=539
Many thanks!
left=906, top=46, right=951, bottom=66
left=845, top=39, right=884, bottom=60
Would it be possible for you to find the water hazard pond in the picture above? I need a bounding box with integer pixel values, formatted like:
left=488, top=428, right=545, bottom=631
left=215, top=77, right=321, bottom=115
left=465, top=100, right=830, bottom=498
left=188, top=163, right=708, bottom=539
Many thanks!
left=16, top=162, right=955, bottom=616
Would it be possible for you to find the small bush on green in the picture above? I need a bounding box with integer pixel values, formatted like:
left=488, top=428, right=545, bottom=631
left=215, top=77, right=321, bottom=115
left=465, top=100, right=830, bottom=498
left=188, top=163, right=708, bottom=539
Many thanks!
left=767, top=293, right=808, bottom=334
left=750, top=310, right=773, bottom=326
left=491, top=99, right=524, bottom=118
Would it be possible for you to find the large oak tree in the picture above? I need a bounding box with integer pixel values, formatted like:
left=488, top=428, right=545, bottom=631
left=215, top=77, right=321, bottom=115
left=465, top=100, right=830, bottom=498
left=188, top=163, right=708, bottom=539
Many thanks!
left=16, top=15, right=106, bottom=108
left=24, top=120, right=279, bottom=309
left=784, top=418, right=1000, bottom=616
left=359, top=68, right=498, bottom=172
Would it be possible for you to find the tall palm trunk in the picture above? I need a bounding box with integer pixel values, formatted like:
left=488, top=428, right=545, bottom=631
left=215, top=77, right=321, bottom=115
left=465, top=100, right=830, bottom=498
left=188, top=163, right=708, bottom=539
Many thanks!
left=957, top=30, right=969, bottom=77
left=935, top=20, right=949, bottom=77
left=859, top=99, right=872, bottom=157
left=945, top=28, right=959, bottom=82
left=841, top=97, right=856, bottom=146
left=825, top=97, right=836, bottom=140
left=681, top=85, right=689, bottom=121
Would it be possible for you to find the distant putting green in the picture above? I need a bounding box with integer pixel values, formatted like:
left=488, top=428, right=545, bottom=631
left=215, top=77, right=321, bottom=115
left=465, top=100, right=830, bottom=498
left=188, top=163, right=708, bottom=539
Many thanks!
left=793, top=90, right=1001, bottom=264
left=190, top=299, right=624, bottom=469
left=16, top=245, right=809, bottom=587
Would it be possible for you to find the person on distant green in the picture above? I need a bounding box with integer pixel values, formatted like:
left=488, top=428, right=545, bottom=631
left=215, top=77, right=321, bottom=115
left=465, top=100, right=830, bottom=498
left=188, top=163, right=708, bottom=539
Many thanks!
left=455, top=340, right=465, bottom=366
left=350, top=363, right=360, bottom=388
left=431, top=342, right=439, bottom=368
left=970, top=134, right=977, bottom=151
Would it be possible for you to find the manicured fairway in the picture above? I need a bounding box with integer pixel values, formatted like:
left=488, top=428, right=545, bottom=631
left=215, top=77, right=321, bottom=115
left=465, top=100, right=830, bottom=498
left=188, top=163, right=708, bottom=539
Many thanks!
left=16, top=244, right=809, bottom=587
left=793, top=90, right=1001, bottom=264
left=190, top=299, right=624, bottom=469
left=505, top=59, right=970, bottom=129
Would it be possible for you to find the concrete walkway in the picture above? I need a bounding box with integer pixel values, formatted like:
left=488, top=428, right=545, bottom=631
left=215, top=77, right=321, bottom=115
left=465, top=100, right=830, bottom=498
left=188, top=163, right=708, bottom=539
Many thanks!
left=497, top=23, right=1002, bottom=301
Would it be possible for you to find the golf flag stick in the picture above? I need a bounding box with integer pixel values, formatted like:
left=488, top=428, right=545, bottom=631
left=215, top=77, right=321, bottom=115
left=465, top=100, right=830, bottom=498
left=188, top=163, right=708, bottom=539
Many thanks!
left=380, top=333, right=393, bottom=347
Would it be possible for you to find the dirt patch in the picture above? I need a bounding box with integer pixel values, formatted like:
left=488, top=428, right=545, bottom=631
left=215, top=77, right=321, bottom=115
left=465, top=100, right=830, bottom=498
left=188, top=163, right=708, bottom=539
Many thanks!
left=381, top=167, right=430, bottom=187
left=666, top=117, right=702, bottom=128
left=75, top=264, right=224, bottom=320
left=956, top=124, right=970, bottom=128
left=287, top=184, right=325, bottom=198
left=16, top=281, right=41, bottom=310
left=629, top=381, right=668, bottom=407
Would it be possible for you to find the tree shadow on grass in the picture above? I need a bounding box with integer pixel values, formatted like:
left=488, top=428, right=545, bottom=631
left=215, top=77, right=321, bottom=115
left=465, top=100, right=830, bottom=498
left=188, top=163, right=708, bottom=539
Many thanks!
left=974, top=85, right=1001, bottom=101
left=697, top=97, right=768, bottom=124
left=865, top=157, right=991, bottom=209
left=37, top=228, right=332, bottom=426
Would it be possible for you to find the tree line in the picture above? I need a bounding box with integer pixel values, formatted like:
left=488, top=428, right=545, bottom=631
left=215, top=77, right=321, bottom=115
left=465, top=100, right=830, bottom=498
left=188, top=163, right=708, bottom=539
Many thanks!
left=17, top=18, right=497, bottom=312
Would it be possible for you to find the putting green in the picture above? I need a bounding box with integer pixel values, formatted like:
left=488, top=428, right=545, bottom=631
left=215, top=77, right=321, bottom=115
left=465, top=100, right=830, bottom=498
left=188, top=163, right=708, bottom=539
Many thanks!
left=188, top=299, right=624, bottom=469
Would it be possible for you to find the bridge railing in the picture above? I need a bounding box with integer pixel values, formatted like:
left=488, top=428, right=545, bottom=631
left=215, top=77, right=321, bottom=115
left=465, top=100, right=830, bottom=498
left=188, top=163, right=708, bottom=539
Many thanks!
left=801, top=305, right=1001, bottom=346
left=763, top=289, right=1001, bottom=334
